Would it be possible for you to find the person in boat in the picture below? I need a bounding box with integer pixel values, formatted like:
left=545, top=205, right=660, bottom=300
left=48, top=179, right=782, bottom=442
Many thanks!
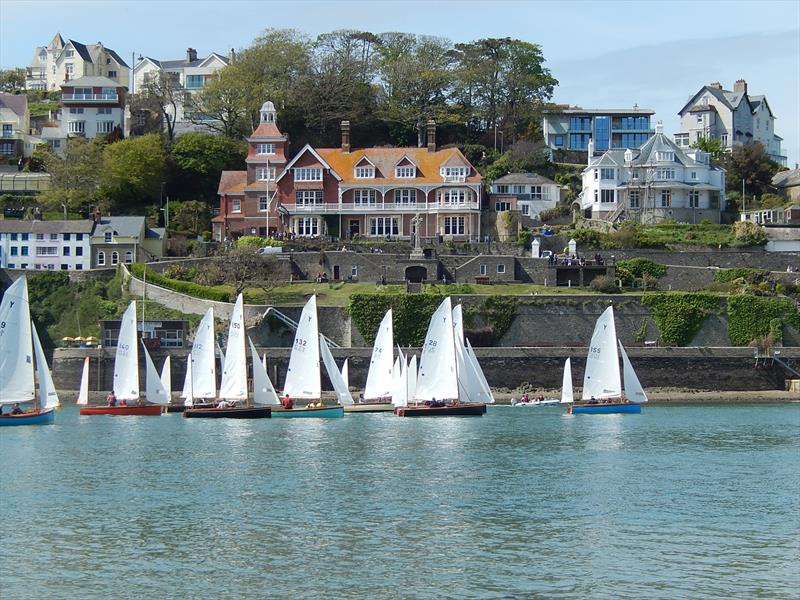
left=590, top=395, right=597, bottom=404
left=119, top=398, right=127, bottom=406
left=521, top=393, right=529, bottom=404
left=11, top=403, right=23, bottom=415
left=217, top=399, right=227, bottom=409
left=106, top=391, right=117, bottom=406
left=281, top=394, right=294, bottom=410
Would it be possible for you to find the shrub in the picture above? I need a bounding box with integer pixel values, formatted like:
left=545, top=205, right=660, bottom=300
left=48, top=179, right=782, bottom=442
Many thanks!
left=616, top=258, right=668, bottom=286
left=731, top=221, right=767, bottom=246
left=130, top=263, right=231, bottom=302
left=589, top=275, right=621, bottom=293
left=642, top=292, right=720, bottom=346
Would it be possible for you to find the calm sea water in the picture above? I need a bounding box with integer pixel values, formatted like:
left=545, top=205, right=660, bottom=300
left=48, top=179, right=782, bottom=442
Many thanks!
left=1, top=404, right=798, bottom=599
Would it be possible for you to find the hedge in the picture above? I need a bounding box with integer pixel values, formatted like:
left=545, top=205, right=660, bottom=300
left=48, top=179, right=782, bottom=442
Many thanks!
left=726, top=294, right=800, bottom=346
left=130, top=263, right=231, bottom=302
left=641, top=292, right=720, bottom=346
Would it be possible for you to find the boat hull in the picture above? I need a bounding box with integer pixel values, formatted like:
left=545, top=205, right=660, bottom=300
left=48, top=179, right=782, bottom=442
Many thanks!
left=395, top=403, right=487, bottom=417
left=165, top=402, right=216, bottom=413
left=343, top=403, right=395, bottom=413
left=271, top=406, right=344, bottom=418
left=183, top=406, right=272, bottom=419
left=569, top=402, right=642, bottom=414
left=79, top=405, right=163, bottom=416
left=0, top=409, right=56, bottom=426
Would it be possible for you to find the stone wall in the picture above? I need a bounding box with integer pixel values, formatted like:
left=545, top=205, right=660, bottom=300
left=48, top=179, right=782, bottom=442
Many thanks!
left=51, top=346, right=799, bottom=395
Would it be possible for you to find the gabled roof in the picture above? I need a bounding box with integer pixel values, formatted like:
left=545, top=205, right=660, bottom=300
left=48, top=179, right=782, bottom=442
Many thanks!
left=772, top=169, right=800, bottom=189
left=0, top=219, right=94, bottom=234
left=105, top=48, right=129, bottom=68
left=0, top=93, right=28, bottom=117
left=315, top=146, right=481, bottom=185
left=354, top=156, right=377, bottom=169
left=248, top=121, right=285, bottom=139
left=196, top=53, right=229, bottom=68
left=218, top=171, right=247, bottom=195
left=48, top=33, right=65, bottom=51
left=277, top=144, right=341, bottom=182
left=394, top=154, right=418, bottom=168
left=749, top=95, right=774, bottom=118
left=67, top=39, right=93, bottom=63
left=679, top=85, right=732, bottom=115
left=92, top=216, right=145, bottom=238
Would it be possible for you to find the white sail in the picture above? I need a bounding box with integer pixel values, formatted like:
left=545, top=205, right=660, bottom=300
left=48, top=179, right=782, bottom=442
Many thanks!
left=32, top=321, right=60, bottom=409
left=190, top=307, right=217, bottom=399
left=560, top=357, right=574, bottom=404
left=320, top=335, right=353, bottom=405
left=452, top=303, right=465, bottom=342
left=466, top=338, right=494, bottom=404
left=414, top=297, right=458, bottom=401
left=219, top=294, right=248, bottom=400
left=77, top=356, right=90, bottom=405
left=619, top=341, right=648, bottom=403
left=364, top=309, right=394, bottom=400
left=114, top=301, right=140, bottom=401
left=249, top=337, right=280, bottom=405
left=160, top=355, right=172, bottom=401
left=283, top=295, right=321, bottom=399
left=216, top=342, right=225, bottom=374
left=0, top=277, right=35, bottom=404
left=341, top=358, right=349, bottom=390
left=405, top=354, right=417, bottom=403
left=183, top=357, right=194, bottom=406
left=262, top=353, right=267, bottom=371
left=582, top=306, right=621, bottom=401
left=390, top=356, right=406, bottom=407
left=143, top=343, right=169, bottom=405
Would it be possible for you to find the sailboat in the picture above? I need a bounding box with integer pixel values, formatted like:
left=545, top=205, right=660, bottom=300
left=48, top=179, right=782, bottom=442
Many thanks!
left=346, top=308, right=396, bottom=413
left=80, top=301, right=164, bottom=416
left=167, top=307, right=218, bottom=413
left=568, top=305, right=647, bottom=414
left=395, top=297, right=486, bottom=417
left=76, top=356, right=90, bottom=406
left=0, top=277, right=60, bottom=426
left=272, top=295, right=346, bottom=418
left=184, top=294, right=271, bottom=418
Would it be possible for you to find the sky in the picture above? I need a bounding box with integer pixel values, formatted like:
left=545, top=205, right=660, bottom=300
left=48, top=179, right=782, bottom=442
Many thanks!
left=1, top=0, right=798, bottom=166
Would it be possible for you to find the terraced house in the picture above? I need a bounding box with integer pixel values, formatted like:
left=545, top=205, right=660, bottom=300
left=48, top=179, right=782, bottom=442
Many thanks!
left=214, top=102, right=483, bottom=241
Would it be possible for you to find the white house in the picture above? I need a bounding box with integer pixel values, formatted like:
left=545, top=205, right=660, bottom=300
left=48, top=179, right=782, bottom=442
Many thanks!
left=675, top=80, right=786, bottom=166
left=132, top=48, right=231, bottom=136
left=0, top=220, right=93, bottom=271
left=489, top=173, right=560, bottom=219
left=579, top=123, right=726, bottom=224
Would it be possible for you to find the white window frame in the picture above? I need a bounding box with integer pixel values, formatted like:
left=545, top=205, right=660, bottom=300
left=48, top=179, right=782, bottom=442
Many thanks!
left=629, top=190, right=640, bottom=209
left=355, top=166, right=375, bottom=179
left=231, top=198, right=241, bottom=213
left=97, top=121, right=115, bottom=134
left=497, top=264, right=506, bottom=274
left=600, top=189, right=615, bottom=203
left=97, top=251, right=105, bottom=266
left=256, top=143, right=275, bottom=155
left=495, top=201, right=511, bottom=212
left=394, top=189, right=416, bottom=205
left=479, top=264, right=487, bottom=275
left=259, top=196, right=269, bottom=212
left=111, top=251, right=119, bottom=265
left=396, top=166, right=415, bottom=178
left=296, top=190, right=323, bottom=206
left=688, top=190, right=700, bottom=208
left=521, top=204, right=530, bottom=216
left=293, top=167, right=322, bottom=182
left=296, top=217, right=319, bottom=236
left=124, top=251, right=133, bottom=263
left=68, top=121, right=85, bottom=134
left=600, top=168, right=615, bottom=180
left=354, top=189, right=376, bottom=206
left=368, top=216, right=399, bottom=237
left=655, top=151, right=674, bottom=162
left=660, top=190, right=672, bottom=208
left=656, top=168, right=675, bottom=180
left=443, top=216, right=465, bottom=235
left=256, top=167, right=276, bottom=181
left=442, top=189, right=466, bottom=205
left=104, top=231, right=112, bottom=243
left=35, top=247, right=58, bottom=256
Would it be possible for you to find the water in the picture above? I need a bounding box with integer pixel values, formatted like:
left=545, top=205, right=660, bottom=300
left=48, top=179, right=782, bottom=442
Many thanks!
left=1, top=404, right=798, bottom=599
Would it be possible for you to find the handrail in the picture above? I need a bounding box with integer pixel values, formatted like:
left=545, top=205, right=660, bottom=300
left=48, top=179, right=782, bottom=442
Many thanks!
left=262, top=307, right=340, bottom=348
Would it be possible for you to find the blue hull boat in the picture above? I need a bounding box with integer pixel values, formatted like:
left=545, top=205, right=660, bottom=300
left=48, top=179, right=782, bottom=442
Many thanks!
left=0, top=409, right=56, bottom=426
left=271, top=406, right=344, bottom=418
left=569, top=403, right=641, bottom=415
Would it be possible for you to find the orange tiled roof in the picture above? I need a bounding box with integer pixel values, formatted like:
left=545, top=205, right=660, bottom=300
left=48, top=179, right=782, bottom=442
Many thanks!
left=249, top=122, right=285, bottom=139
left=217, top=171, right=247, bottom=195
left=316, top=147, right=481, bottom=185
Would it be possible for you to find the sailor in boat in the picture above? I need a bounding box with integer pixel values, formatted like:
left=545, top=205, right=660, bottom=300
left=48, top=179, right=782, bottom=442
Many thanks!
left=281, top=394, right=294, bottom=410
left=11, top=403, right=23, bottom=415
left=106, top=391, right=117, bottom=406
left=119, top=398, right=127, bottom=406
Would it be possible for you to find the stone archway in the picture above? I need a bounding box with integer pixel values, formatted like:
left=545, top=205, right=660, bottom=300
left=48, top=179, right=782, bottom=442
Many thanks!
left=405, top=265, right=428, bottom=283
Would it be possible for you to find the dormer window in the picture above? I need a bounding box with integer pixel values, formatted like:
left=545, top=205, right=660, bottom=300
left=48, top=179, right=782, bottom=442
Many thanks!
left=396, top=166, right=415, bottom=178
left=256, top=143, right=275, bottom=155
left=355, top=166, right=374, bottom=179
left=655, top=151, right=674, bottom=162
left=440, top=166, right=468, bottom=180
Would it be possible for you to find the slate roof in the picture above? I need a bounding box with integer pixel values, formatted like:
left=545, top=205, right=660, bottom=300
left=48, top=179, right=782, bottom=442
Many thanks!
left=588, top=133, right=719, bottom=171
left=92, top=216, right=145, bottom=238
left=0, top=219, right=94, bottom=234
left=772, top=169, right=800, bottom=189
left=493, top=172, right=557, bottom=186
left=0, top=93, right=28, bottom=117
left=68, top=39, right=93, bottom=63
left=105, top=48, right=129, bottom=68
left=61, top=75, right=125, bottom=88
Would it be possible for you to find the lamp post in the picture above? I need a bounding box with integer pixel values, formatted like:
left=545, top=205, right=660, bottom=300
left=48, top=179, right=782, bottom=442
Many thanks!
left=159, top=182, right=166, bottom=228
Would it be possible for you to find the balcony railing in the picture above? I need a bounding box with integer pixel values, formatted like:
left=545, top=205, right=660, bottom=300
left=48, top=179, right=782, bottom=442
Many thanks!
left=62, top=94, right=118, bottom=102
left=442, top=175, right=466, bottom=183
left=281, top=201, right=481, bottom=214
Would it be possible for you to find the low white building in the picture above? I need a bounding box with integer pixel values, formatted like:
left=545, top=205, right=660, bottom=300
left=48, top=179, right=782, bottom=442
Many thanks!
left=579, top=124, right=726, bottom=224
left=0, top=220, right=93, bottom=271
left=489, top=173, right=560, bottom=219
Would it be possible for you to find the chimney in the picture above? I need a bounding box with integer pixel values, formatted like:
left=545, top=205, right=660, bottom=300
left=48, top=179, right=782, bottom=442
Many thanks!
left=186, top=48, right=197, bottom=63
left=341, top=120, right=350, bottom=153
left=426, top=119, right=436, bottom=152
left=734, top=79, right=747, bottom=94
left=708, top=82, right=723, bottom=90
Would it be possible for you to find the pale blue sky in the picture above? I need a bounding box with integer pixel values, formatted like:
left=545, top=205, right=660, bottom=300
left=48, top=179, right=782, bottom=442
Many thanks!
left=1, top=0, right=798, bottom=166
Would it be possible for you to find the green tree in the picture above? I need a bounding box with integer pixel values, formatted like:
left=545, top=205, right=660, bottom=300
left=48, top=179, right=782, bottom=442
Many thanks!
left=101, top=134, right=167, bottom=211
left=376, top=33, right=455, bottom=145
left=0, top=68, right=26, bottom=92
left=137, top=72, right=185, bottom=142
left=39, top=137, right=105, bottom=211
left=185, top=71, right=249, bottom=138
left=690, top=137, right=725, bottom=161
left=168, top=200, right=211, bottom=235
left=759, top=193, right=788, bottom=209
left=718, top=142, right=780, bottom=198
left=171, top=133, right=247, bottom=200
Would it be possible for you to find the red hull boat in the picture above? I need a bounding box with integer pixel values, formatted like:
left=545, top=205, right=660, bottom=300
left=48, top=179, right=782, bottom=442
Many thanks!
left=79, top=405, right=163, bottom=416
left=394, top=403, right=486, bottom=417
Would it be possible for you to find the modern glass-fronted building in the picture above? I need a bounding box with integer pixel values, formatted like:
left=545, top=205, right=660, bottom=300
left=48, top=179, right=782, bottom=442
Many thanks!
left=544, top=107, right=656, bottom=153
